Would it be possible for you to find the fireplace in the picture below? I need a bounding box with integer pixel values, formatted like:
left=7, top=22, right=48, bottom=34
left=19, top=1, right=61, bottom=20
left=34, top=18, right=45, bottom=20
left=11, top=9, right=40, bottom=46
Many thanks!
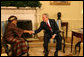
left=17, top=20, right=32, bottom=38
left=1, top=7, right=41, bottom=37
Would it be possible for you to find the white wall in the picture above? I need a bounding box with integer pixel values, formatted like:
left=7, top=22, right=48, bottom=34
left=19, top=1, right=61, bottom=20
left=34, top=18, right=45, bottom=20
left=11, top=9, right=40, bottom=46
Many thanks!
left=38, top=1, right=83, bottom=37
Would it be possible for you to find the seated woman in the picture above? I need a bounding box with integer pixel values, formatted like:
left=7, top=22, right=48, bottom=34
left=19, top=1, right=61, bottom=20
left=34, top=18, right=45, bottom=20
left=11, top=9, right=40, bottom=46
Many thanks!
left=3, top=16, right=31, bottom=56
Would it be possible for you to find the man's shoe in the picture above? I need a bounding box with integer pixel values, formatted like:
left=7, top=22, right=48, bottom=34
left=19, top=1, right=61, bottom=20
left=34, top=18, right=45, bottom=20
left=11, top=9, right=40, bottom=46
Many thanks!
left=44, top=53, right=48, bottom=56
left=54, top=51, right=58, bottom=56
left=44, top=52, right=49, bottom=56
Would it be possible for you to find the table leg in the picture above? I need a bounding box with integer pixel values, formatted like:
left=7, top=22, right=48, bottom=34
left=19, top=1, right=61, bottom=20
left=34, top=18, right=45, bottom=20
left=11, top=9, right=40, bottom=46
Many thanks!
left=71, top=32, right=73, bottom=53
left=66, top=24, right=68, bottom=38
left=81, top=35, right=83, bottom=42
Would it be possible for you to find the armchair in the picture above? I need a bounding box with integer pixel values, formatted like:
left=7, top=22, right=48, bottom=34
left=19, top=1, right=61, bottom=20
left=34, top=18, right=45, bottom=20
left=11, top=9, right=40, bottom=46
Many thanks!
left=1, top=21, right=29, bottom=56
left=57, top=20, right=65, bottom=53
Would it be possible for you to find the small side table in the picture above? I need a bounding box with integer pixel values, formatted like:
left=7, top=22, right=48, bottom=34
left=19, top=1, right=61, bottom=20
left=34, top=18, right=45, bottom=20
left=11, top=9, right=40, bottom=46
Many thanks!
left=71, top=29, right=83, bottom=52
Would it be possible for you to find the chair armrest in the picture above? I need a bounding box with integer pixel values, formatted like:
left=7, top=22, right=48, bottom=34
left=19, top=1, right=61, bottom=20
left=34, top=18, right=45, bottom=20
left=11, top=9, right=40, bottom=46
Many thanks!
left=1, top=35, right=8, bottom=48
left=1, top=34, right=3, bottom=37
left=23, top=38, right=28, bottom=42
left=60, top=29, right=64, bottom=32
left=59, top=30, right=64, bottom=33
left=1, top=34, right=3, bottom=39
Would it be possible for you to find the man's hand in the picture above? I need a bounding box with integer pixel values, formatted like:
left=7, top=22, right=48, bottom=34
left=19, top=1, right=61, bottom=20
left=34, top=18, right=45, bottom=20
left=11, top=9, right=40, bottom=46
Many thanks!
left=51, top=34, right=56, bottom=39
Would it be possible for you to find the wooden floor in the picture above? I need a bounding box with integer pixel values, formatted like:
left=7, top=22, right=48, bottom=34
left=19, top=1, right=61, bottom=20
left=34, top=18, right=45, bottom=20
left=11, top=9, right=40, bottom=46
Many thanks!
left=27, top=42, right=78, bottom=56
left=27, top=37, right=81, bottom=56
left=29, top=45, right=71, bottom=56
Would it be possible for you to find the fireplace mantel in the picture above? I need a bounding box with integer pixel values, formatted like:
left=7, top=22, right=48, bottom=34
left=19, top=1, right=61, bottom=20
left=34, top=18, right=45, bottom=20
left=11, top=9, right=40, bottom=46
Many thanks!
left=1, top=7, right=38, bottom=10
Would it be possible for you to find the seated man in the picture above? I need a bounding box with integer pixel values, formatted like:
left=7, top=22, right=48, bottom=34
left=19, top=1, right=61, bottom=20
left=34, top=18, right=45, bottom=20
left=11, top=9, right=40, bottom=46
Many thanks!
left=3, top=16, right=31, bottom=56
left=30, top=13, right=62, bottom=56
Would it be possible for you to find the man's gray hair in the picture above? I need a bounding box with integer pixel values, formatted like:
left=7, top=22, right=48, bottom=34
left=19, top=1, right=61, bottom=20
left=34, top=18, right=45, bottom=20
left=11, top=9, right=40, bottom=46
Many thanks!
left=42, top=13, right=49, bottom=18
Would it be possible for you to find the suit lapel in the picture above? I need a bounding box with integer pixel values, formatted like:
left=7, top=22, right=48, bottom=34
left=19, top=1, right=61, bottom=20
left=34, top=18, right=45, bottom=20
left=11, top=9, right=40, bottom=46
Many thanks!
left=43, top=22, right=48, bottom=29
left=44, top=21, right=51, bottom=31
left=44, top=19, right=53, bottom=32
left=49, top=19, right=53, bottom=29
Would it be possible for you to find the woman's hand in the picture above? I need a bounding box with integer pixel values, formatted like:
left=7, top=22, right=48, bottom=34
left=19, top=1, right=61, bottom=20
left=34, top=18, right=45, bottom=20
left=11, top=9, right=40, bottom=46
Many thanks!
left=28, top=31, right=34, bottom=34
left=24, top=30, right=29, bottom=33
left=24, top=30, right=34, bottom=34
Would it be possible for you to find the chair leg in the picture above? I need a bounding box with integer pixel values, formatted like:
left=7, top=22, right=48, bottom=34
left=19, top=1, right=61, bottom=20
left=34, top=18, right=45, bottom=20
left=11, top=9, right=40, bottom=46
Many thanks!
left=27, top=52, right=29, bottom=56
left=75, top=46, right=77, bottom=54
left=27, top=46, right=29, bottom=56
left=79, top=42, right=81, bottom=53
left=63, top=43, right=65, bottom=53
left=5, top=45, right=9, bottom=56
left=62, top=31, right=65, bottom=53
left=79, top=45, right=81, bottom=53
left=75, top=41, right=81, bottom=54
left=27, top=41, right=29, bottom=56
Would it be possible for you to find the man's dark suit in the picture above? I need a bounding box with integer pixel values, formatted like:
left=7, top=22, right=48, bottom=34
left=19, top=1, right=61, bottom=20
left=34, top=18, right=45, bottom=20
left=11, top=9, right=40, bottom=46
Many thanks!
left=34, top=19, right=62, bottom=55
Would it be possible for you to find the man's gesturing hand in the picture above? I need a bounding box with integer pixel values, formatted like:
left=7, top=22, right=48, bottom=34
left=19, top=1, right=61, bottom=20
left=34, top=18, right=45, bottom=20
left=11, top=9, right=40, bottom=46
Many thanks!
left=51, top=34, right=56, bottom=39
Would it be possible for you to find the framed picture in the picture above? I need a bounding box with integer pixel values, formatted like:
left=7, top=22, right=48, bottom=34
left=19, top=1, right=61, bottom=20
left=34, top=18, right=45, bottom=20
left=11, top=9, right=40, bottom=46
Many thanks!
left=50, top=1, right=70, bottom=5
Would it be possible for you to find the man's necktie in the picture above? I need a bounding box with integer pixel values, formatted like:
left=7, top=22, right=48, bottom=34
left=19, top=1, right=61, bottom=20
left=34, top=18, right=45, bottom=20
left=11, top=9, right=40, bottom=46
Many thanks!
left=46, top=22, right=52, bottom=32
